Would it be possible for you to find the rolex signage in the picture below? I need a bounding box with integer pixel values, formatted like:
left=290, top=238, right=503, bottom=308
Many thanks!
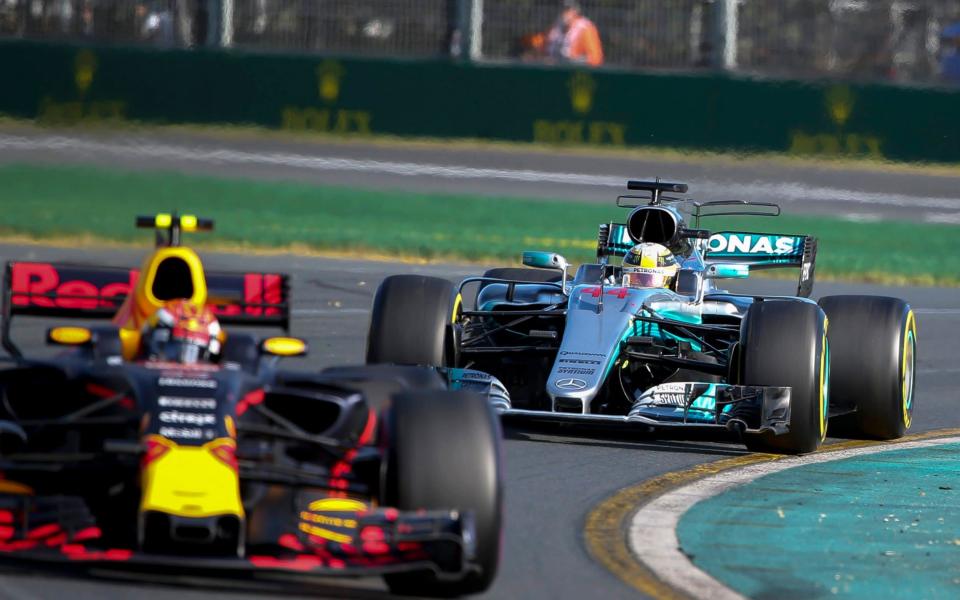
left=532, top=70, right=626, bottom=146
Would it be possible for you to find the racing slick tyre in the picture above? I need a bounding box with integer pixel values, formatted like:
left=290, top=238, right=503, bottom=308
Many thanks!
left=818, top=295, right=916, bottom=440
left=366, top=275, right=461, bottom=367
left=740, top=300, right=828, bottom=455
left=382, top=390, right=502, bottom=596
left=220, top=332, right=260, bottom=373
left=90, top=326, right=123, bottom=361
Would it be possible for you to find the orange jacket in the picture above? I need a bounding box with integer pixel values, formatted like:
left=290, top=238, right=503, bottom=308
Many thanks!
left=564, top=16, right=604, bottom=66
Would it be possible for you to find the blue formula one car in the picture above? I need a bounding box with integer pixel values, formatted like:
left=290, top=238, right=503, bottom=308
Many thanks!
left=366, top=181, right=918, bottom=454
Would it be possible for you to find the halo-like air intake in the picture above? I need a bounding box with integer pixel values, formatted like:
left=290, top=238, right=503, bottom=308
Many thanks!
left=626, top=206, right=681, bottom=246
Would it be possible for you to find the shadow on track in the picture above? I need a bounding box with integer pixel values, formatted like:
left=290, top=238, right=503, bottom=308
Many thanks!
left=502, top=423, right=751, bottom=458
left=0, top=561, right=402, bottom=600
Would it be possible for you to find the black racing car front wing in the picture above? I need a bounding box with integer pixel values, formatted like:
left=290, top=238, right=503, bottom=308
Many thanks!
left=0, top=492, right=478, bottom=581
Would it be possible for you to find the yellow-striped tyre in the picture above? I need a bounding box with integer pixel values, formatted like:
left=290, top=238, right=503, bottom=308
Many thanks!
left=819, top=295, right=916, bottom=440
left=366, top=275, right=460, bottom=367
left=740, top=300, right=829, bottom=455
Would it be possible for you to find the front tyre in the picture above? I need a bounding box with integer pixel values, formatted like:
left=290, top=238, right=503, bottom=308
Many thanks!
left=381, top=391, right=502, bottom=596
left=819, top=295, right=916, bottom=440
left=740, top=300, right=828, bottom=455
left=366, top=275, right=460, bottom=367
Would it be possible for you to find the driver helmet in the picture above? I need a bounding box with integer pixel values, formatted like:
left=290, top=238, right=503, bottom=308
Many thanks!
left=143, top=299, right=222, bottom=364
left=622, top=243, right=679, bottom=289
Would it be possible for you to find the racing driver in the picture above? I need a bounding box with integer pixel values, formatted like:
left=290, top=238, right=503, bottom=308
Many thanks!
left=621, top=242, right=679, bottom=290
left=140, top=299, right=223, bottom=365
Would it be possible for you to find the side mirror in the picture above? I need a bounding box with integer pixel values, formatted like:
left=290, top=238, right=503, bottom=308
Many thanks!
left=522, top=251, right=569, bottom=271
left=522, top=251, right=569, bottom=290
left=47, top=326, right=93, bottom=346
left=704, top=263, right=750, bottom=279
left=261, top=336, right=308, bottom=357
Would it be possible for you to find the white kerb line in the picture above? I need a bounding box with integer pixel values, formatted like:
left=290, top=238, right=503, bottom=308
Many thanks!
left=630, top=435, right=960, bottom=600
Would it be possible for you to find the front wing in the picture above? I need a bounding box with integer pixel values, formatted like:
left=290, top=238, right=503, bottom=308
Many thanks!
left=500, top=383, right=792, bottom=436
left=0, top=493, right=477, bottom=581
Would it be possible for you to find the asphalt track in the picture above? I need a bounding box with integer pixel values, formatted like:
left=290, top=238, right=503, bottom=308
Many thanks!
left=0, top=243, right=956, bottom=600
left=2, top=125, right=960, bottom=224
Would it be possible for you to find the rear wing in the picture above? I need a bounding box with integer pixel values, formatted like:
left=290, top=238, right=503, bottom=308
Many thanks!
left=596, top=226, right=816, bottom=297
left=705, top=232, right=817, bottom=297
left=596, top=223, right=634, bottom=259
left=2, top=261, right=290, bottom=356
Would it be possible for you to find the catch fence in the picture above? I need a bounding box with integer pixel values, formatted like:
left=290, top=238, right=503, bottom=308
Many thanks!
left=2, top=0, right=960, bottom=84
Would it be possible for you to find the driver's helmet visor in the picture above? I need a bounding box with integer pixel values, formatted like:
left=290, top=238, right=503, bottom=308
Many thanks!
left=623, top=270, right=669, bottom=288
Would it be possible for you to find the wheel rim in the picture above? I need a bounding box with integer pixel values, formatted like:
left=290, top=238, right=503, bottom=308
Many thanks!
left=902, top=312, right=916, bottom=429
left=451, top=293, right=463, bottom=324
left=819, top=334, right=829, bottom=441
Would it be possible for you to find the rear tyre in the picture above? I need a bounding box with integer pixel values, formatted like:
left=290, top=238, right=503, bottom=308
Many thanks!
left=382, top=391, right=502, bottom=597
left=819, top=295, right=916, bottom=440
left=220, top=333, right=260, bottom=373
left=366, top=275, right=460, bottom=367
left=90, top=326, right=123, bottom=361
left=740, top=300, right=828, bottom=455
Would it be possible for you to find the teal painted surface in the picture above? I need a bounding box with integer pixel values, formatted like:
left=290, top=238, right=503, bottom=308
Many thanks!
left=677, top=443, right=960, bottom=599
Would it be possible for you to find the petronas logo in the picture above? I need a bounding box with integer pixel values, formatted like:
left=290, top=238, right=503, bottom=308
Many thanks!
left=826, top=85, right=854, bottom=127
left=569, top=72, right=595, bottom=114
left=74, top=50, right=97, bottom=97
left=317, top=60, right=344, bottom=103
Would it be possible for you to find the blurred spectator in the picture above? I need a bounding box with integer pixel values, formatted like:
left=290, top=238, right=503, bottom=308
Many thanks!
left=940, top=22, right=960, bottom=84
left=136, top=1, right=175, bottom=46
left=80, top=0, right=94, bottom=37
left=445, top=0, right=460, bottom=57
left=558, top=1, right=603, bottom=66
left=516, top=1, right=604, bottom=67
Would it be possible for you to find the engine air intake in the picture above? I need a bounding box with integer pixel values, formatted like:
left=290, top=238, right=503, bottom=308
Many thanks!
left=626, top=206, right=680, bottom=247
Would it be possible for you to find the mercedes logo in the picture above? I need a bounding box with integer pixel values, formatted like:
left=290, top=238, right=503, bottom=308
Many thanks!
left=555, top=378, right=587, bottom=390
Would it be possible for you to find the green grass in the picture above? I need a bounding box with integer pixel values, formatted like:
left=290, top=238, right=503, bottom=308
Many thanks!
left=0, top=163, right=957, bottom=286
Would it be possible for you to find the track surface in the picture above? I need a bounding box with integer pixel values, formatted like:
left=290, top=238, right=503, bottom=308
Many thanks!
left=1, top=127, right=958, bottom=598
left=0, top=243, right=956, bottom=599
left=2, top=126, right=960, bottom=224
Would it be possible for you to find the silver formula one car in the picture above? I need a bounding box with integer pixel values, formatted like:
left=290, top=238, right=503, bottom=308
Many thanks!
left=367, top=181, right=918, bottom=454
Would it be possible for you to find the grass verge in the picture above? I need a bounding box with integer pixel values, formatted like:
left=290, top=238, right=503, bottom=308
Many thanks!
left=0, top=163, right=956, bottom=286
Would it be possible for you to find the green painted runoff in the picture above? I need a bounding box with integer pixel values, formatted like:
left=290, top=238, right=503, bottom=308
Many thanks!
left=678, top=443, right=960, bottom=599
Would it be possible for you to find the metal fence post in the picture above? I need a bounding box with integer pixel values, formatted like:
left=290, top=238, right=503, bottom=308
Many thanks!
left=469, top=0, right=483, bottom=61
left=221, top=0, right=234, bottom=47
left=712, top=0, right=738, bottom=70
left=457, top=0, right=483, bottom=61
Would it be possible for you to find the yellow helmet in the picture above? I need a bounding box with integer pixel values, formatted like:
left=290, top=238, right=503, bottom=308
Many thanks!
left=622, top=243, right=678, bottom=289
